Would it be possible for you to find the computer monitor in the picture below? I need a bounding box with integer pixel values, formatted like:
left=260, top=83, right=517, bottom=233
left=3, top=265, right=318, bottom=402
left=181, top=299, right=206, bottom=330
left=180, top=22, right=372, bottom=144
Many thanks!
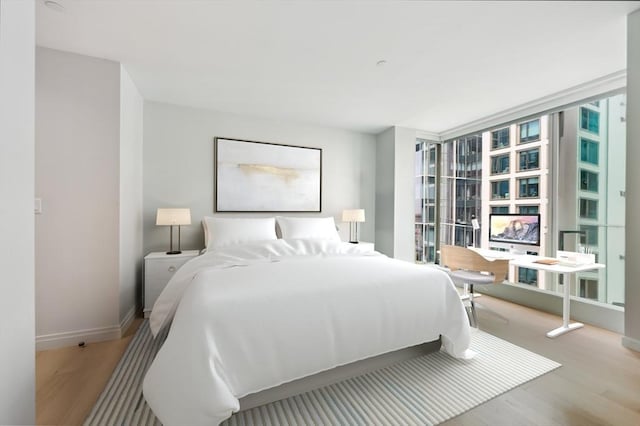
left=488, top=213, right=541, bottom=253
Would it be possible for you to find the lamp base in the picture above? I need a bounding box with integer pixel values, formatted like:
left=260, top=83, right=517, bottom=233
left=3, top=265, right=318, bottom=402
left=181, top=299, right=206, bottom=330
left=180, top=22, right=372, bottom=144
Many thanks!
left=348, top=241, right=359, bottom=244
left=166, top=250, right=182, bottom=255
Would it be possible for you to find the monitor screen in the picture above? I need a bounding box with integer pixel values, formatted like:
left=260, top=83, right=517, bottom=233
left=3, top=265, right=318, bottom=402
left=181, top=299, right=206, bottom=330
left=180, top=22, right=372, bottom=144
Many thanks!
left=489, top=214, right=540, bottom=247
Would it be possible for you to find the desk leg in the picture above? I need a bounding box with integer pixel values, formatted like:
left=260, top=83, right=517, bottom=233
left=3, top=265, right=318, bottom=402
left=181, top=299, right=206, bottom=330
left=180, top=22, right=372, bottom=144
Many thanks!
left=547, top=272, right=584, bottom=338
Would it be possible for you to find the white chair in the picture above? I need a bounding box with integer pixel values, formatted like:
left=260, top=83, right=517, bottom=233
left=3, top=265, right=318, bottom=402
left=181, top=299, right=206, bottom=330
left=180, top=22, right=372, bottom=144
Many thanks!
left=440, top=245, right=509, bottom=327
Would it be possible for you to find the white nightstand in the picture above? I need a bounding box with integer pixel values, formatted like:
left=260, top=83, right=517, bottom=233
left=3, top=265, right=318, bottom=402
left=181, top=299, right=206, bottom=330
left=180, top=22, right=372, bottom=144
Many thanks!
left=144, top=250, right=199, bottom=318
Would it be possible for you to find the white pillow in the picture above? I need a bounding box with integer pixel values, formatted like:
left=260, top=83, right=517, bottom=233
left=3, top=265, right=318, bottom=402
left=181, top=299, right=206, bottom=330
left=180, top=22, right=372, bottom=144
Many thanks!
left=276, top=216, right=341, bottom=241
left=202, top=217, right=277, bottom=250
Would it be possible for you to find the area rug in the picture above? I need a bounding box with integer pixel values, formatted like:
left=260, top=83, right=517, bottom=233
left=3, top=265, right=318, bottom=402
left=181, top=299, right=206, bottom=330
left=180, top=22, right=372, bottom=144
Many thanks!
left=84, top=321, right=560, bottom=426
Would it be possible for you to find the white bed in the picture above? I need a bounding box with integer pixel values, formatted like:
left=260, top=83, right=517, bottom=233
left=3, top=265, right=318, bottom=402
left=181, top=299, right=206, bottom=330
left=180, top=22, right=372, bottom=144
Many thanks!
left=143, top=238, right=472, bottom=426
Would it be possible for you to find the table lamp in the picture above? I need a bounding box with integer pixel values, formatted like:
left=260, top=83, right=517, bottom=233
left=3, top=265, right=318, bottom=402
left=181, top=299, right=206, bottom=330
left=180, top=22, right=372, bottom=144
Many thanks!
left=342, top=209, right=365, bottom=244
left=156, top=208, right=191, bottom=254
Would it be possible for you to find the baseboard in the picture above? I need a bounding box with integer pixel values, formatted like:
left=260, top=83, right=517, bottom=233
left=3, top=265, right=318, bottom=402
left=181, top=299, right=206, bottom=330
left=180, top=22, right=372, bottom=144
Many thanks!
left=120, top=306, right=135, bottom=336
left=479, top=281, right=624, bottom=334
left=36, top=325, right=122, bottom=351
left=622, top=336, right=640, bottom=353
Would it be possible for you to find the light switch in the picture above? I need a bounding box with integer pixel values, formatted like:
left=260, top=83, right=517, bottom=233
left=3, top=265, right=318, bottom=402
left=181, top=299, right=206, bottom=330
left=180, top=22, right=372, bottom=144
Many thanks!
left=34, top=198, right=42, bottom=214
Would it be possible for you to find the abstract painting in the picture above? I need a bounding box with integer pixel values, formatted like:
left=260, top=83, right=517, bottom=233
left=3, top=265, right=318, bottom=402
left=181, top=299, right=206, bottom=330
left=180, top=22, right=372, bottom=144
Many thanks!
left=215, top=137, right=322, bottom=212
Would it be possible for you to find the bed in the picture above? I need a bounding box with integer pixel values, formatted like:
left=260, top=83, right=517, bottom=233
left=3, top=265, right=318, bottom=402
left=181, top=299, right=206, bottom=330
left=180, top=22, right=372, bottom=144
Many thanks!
left=142, top=217, right=472, bottom=426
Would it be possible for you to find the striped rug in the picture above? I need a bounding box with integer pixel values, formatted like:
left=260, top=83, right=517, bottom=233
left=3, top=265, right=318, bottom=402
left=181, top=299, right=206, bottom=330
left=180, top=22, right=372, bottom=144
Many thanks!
left=84, top=321, right=560, bottom=426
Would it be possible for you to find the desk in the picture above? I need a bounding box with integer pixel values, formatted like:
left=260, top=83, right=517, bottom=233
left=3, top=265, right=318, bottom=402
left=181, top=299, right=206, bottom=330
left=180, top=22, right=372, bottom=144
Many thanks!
left=467, top=247, right=517, bottom=260
left=510, top=256, right=605, bottom=338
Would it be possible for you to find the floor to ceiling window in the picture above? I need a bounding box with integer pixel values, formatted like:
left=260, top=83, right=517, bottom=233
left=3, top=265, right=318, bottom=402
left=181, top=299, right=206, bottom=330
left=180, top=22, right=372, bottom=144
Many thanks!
left=441, top=134, right=483, bottom=249
left=414, top=92, right=626, bottom=308
left=415, top=140, right=439, bottom=263
left=555, top=93, right=626, bottom=306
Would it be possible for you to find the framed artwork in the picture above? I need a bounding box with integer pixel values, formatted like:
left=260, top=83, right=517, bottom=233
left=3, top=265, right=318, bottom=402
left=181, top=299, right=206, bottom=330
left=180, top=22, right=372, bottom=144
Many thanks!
left=214, top=137, right=322, bottom=212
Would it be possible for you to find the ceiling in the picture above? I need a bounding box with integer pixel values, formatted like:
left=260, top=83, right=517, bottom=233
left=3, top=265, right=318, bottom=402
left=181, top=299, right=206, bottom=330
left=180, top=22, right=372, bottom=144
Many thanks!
left=36, top=1, right=640, bottom=135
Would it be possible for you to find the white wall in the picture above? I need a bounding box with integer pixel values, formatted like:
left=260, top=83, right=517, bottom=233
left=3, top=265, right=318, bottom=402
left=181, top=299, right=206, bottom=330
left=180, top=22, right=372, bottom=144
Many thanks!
left=143, top=101, right=376, bottom=253
left=375, top=127, right=395, bottom=256
left=0, top=0, right=35, bottom=423
left=36, top=47, right=121, bottom=345
left=624, top=8, right=640, bottom=352
left=375, top=126, right=417, bottom=262
left=393, top=127, right=418, bottom=262
left=119, top=66, right=144, bottom=324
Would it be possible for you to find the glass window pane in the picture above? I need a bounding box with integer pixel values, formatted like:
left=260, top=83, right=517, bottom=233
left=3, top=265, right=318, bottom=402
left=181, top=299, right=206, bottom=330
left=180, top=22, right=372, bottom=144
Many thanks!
left=580, top=225, right=598, bottom=245
left=580, top=138, right=599, bottom=165
left=518, top=267, right=538, bottom=285
left=518, top=177, right=539, bottom=198
left=580, top=169, right=598, bottom=192
left=518, top=205, right=539, bottom=214
left=491, top=128, right=510, bottom=149
left=579, top=279, right=598, bottom=300
left=520, top=119, right=540, bottom=143
left=491, top=180, right=509, bottom=200
left=518, top=148, right=539, bottom=171
left=491, top=154, right=510, bottom=174
left=579, top=198, right=598, bottom=219
left=580, top=107, right=600, bottom=134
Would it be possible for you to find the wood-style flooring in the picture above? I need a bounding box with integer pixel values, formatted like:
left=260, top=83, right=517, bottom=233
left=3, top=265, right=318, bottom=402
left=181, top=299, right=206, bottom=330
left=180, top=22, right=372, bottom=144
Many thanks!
left=36, top=318, right=143, bottom=426
left=36, top=298, right=640, bottom=426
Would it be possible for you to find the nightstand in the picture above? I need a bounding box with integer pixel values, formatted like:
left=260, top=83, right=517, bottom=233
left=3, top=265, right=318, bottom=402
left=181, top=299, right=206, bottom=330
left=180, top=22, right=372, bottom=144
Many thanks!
left=144, top=250, right=199, bottom=318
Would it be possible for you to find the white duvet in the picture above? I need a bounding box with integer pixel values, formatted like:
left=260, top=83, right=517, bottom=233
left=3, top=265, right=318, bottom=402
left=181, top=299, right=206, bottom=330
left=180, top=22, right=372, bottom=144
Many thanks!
left=143, top=239, right=472, bottom=426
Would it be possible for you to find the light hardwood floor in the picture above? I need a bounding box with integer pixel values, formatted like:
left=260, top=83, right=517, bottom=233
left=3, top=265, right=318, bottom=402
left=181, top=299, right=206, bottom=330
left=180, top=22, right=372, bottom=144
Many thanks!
left=36, top=318, right=143, bottom=426
left=444, top=296, right=640, bottom=426
left=36, top=299, right=640, bottom=426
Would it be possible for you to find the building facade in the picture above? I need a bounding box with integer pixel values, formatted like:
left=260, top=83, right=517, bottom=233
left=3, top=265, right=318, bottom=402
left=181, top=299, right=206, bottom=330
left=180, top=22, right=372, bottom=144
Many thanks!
left=557, top=94, right=626, bottom=305
left=480, top=116, right=550, bottom=288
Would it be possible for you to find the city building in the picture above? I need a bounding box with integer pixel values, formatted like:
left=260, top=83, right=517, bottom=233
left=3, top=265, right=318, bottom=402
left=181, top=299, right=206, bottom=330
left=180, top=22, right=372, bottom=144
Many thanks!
left=480, top=116, right=551, bottom=288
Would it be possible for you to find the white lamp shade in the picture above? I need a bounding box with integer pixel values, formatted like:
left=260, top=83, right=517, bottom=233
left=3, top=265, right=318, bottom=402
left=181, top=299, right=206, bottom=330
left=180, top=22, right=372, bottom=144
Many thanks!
left=156, top=208, right=191, bottom=226
left=342, top=209, right=365, bottom=223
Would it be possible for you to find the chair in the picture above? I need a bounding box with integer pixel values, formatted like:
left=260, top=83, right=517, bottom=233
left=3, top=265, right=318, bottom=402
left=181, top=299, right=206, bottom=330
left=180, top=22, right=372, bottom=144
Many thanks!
left=439, top=245, right=509, bottom=327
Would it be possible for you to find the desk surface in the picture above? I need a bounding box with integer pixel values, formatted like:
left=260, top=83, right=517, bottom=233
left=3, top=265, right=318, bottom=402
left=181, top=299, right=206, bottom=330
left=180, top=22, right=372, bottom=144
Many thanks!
left=467, top=248, right=605, bottom=272
left=510, top=255, right=605, bottom=273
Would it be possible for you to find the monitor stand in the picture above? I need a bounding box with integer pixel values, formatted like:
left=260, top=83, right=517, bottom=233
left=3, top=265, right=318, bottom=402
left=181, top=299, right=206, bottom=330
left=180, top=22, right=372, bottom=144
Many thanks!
left=509, top=247, right=527, bottom=255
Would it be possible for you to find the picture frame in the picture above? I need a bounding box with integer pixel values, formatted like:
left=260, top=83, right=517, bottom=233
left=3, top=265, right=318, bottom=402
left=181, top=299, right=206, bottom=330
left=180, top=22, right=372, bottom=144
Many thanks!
left=214, top=137, right=322, bottom=212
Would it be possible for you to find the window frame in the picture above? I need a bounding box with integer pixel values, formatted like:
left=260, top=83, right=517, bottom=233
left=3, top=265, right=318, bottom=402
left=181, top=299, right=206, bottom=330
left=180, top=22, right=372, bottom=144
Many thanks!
left=580, top=107, right=600, bottom=135
left=518, top=119, right=541, bottom=144
left=580, top=137, right=599, bottom=165
left=518, top=147, right=540, bottom=171
left=491, top=206, right=510, bottom=214
left=518, top=205, right=539, bottom=214
left=517, top=176, right=540, bottom=199
left=580, top=169, right=599, bottom=193
left=490, top=153, right=510, bottom=175
left=491, top=127, right=510, bottom=150
left=579, top=198, right=598, bottom=219
left=490, top=179, right=510, bottom=200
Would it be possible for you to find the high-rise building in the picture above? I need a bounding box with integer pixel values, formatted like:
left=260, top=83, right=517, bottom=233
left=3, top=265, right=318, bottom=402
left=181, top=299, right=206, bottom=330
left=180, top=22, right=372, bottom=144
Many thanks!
left=415, top=140, right=439, bottom=263
left=415, top=135, right=483, bottom=263
left=557, top=94, right=626, bottom=304
left=440, top=134, right=483, bottom=248
left=480, top=116, right=550, bottom=288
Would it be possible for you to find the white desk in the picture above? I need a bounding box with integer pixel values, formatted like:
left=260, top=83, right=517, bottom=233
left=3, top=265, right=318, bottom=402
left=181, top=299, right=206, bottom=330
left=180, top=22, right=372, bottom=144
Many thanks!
left=468, top=247, right=517, bottom=260
left=510, top=255, right=605, bottom=338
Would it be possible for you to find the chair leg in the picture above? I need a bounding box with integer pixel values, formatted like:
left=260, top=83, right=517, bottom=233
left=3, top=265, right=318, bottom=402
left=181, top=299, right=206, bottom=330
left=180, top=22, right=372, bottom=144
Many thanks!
left=469, top=284, right=478, bottom=328
left=470, top=285, right=510, bottom=325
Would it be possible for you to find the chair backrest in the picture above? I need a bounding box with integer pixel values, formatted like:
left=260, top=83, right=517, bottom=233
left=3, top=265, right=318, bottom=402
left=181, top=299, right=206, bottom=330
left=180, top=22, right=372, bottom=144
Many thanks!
left=440, top=245, right=509, bottom=284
